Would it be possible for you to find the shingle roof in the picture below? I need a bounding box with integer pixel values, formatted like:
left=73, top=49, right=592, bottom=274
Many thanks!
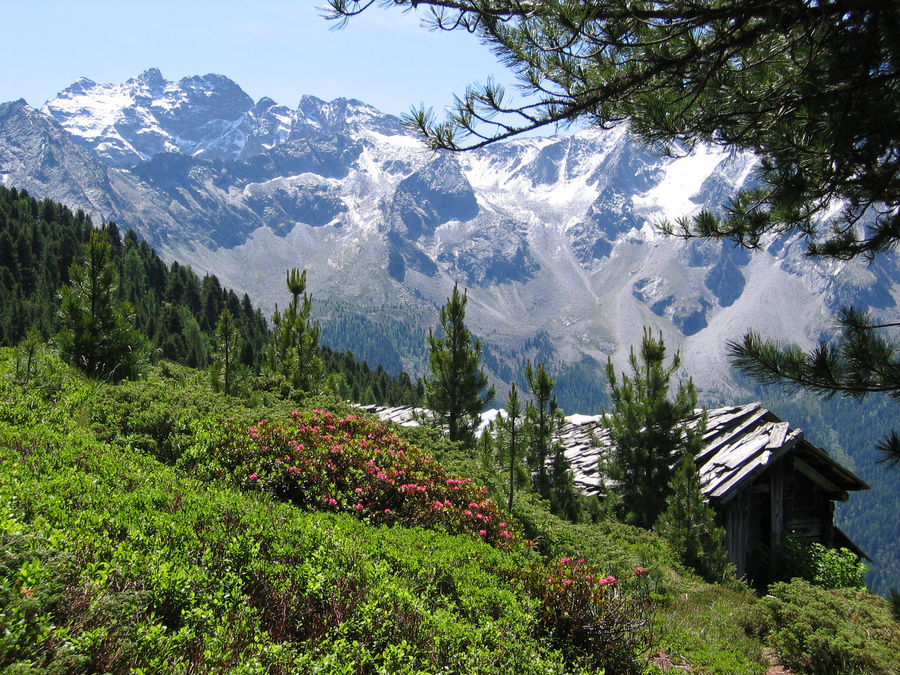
left=360, top=402, right=869, bottom=502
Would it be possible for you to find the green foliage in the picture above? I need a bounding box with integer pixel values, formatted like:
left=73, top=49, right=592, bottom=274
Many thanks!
left=602, top=328, right=702, bottom=529
left=264, top=268, right=325, bottom=394
left=504, top=382, right=524, bottom=511
left=730, top=308, right=900, bottom=467
left=185, top=410, right=520, bottom=548
left=0, top=189, right=419, bottom=408
left=320, top=345, right=423, bottom=406
left=753, top=579, right=900, bottom=675
left=57, top=230, right=147, bottom=381
left=0, top=347, right=671, bottom=673
left=655, top=437, right=729, bottom=583
left=525, top=361, right=554, bottom=496
left=209, top=307, right=246, bottom=396
left=775, top=532, right=867, bottom=590
left=13, top=329, right=41, bottom=385
left=423, top=282, right=495, bottom=446
left=519, top=558, right=653, bottom=673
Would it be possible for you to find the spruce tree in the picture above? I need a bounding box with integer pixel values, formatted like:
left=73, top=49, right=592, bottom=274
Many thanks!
left=524, top=360, right=556, bottom=498
left=522, top=360, right=581, bottom=520
left=57, top=230, right=145, bottom=381
left=602, top=328, right=699, bottom=529
left=210, top=308, right=243, bottom=395
left=423, top=282, right=495, bottom=446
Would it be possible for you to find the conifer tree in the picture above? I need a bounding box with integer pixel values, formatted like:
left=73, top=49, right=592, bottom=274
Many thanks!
left=57, top=230, right=145, bottom=381
left=210, top=308, right=243, bottom=395
left=525, top=360, right=557, bottom=498
left=265, top=268, right=324, bottom=394
left=423, top=282, right=495, bottom=446
left=655, top=412, right=728, bottom=581
left=14, top=328, right=41, bottom=385
left=522, top=360, right=582, bottom=520
left=602, top=328, right=700, bottom=529
left=505, top=382, right=523, bottom=511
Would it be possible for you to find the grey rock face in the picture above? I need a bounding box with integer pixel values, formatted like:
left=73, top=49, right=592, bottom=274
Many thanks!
left=387, top=155, right=479, bottom=239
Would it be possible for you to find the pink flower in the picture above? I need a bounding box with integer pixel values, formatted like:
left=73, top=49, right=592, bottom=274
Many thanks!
left=559, top=557, right=572, bottom=566
left=291, top=410, right=299, bottom=418
left=355, top=503, right=364, bottom=511
left=525, top=540, right=535, bottom=547
left=384, top=508, right=391, bottom=514
left=249, top=473, right=258, bottom=482
left=465, top=510, right=473, bottom=516
left=499, top=531, right=512, bottom=539
left=563, top=579, right=574, bottom=586
left=355, top=487, right=364, bottom=494
left=499, top=523, right=506, bottom=529
left=478, top=529, right=487, bottom=536
left=635, top=566, right=647, bottom=576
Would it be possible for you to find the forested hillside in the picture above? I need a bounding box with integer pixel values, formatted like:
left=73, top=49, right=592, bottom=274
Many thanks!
left=0, top=185, right=421, bottom=406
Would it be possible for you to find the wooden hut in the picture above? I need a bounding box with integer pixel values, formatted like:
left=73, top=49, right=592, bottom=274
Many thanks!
left=555, top=402, right=869, bottom=579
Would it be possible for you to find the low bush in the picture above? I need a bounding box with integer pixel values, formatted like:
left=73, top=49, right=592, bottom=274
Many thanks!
left=772, top=532, right=867, bottom=590
left=518, top=557, right=653, bottom=673
left=184, top=410, right=521, bottom=547
left=757, top=578, right=900, bottom=674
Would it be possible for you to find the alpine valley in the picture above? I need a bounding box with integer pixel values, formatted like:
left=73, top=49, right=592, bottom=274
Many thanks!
left=2, top=69, right=899, bottom=592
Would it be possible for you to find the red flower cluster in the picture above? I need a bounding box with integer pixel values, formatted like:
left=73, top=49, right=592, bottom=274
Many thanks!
left=214, top=411, right=519, bottom=548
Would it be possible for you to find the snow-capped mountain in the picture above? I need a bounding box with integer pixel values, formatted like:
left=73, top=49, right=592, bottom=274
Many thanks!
left=1, top=70, right=896, bottom=407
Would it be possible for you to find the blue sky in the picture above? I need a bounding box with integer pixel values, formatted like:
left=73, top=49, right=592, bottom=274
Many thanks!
left=3, top=1, right=514, bottom=116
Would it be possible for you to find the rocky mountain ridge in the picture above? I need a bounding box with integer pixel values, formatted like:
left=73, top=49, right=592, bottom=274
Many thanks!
left=1, top=69, right=895, bottom=407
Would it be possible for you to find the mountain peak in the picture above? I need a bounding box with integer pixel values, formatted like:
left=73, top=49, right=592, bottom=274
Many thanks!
left=133, top=68, right=165, bottom=87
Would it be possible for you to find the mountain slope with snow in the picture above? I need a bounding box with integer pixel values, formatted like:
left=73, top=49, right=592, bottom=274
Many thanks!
left=1, top=70, right=895, bottom=405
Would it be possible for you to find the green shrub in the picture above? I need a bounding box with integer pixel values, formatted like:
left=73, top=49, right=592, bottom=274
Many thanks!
left=776, top=532, right=867, bottom=590
left=759, top=579, right=900, bottom=674
left=183, top=410, right=521, bottom=547
left=518, top=557, right=653, bottom=673
left=0, top=348, right=670, bottom=673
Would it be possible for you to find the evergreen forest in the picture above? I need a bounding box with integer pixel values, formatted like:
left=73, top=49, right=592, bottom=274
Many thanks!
left=0, top=186, right=422, bottom=406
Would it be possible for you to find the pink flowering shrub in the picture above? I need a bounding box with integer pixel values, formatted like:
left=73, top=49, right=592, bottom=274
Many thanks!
left=519, top=557, right=654, bottom=672
left=205, top=410, right=519, bottom=548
